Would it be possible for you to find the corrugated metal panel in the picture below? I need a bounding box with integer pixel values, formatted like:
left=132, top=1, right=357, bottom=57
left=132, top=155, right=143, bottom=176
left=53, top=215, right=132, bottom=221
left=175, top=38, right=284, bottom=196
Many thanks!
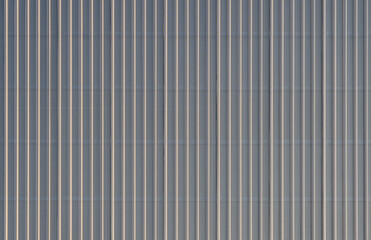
left=1, top=0, right=370, bottom=239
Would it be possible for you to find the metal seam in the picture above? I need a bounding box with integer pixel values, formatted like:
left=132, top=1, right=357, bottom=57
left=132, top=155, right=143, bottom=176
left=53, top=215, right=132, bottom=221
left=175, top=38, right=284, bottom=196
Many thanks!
left=80, top=0, right=83, bottom=238
left=343, top=0, right=348, bottom=238
left=16, top=0, right=19, bottom=238
left=111, top=0, right=115, bottom=238
left=270, top=0, right=274, bottom=238
left=175, top=0, right=179, bottom=238
left=291, top=0, right=295, bottom=237
left=354, top=0, right=359, bottom=239
left=164, top=0, right=168, bottom=237
left=133, top=0, right=137, bottom=237
left=90, top=0, right=94, bottom=238
left=333, top=0, right=337, bottom=238
left=228, top=0, right=232, bottom=237
left=259, top=0, right=263, bottom=238
left=69, top=0, right=73, bottom=238
left=4, top=0, right=8, bottom=238
left=281, top=0, right=285, bottom=238
left=323, top=0, right=327, bottom=238
left=58, top=0, right=62, bottom=238
left=122, top=0, right=126, bottom=238
left=240, top=0, right=244, bottom=238
left=143, top=0, right=147, bottom=237
left=101, top=0, right=105, bottom=238
left=302, top=0, right=306, bottom=239
left=312, top=0, right=316, bottom=237
left=197, top=0, right=201, bottom=236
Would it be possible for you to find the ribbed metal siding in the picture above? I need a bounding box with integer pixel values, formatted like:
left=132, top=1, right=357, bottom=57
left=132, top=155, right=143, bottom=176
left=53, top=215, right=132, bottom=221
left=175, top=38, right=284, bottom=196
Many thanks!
left=1, top=0, right=371, bottom=239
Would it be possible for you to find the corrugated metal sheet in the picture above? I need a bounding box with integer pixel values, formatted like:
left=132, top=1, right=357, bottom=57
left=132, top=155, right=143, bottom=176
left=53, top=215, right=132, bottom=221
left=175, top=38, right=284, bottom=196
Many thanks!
left=1, top=0, right=370, bottom=239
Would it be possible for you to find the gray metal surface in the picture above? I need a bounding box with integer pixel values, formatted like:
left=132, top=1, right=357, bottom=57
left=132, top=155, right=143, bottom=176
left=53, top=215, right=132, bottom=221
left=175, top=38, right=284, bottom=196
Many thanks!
left=1, top=0, right=371, bottom=239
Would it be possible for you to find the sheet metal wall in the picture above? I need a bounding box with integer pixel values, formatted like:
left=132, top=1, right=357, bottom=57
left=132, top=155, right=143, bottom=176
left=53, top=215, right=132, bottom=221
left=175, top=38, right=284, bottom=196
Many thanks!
left=1, top=0, right=371, bottom=239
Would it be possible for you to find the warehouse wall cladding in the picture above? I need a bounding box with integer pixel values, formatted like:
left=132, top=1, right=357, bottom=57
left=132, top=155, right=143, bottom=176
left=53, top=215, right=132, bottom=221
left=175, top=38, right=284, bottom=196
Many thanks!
left=1, top=0, right=371, bottom=239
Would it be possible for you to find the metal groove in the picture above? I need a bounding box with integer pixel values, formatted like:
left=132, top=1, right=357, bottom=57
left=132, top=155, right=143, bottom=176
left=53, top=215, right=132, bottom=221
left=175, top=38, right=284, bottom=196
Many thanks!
left=69, top=0, right=73, bottom=238
left=365, top=1, right=370, bottom=239
left=323, top=0, right=327, bottom=238
left=122, top=0, right=126, bottom=238
left=312, top=0, right=317, bottom=238
left=0, top=0, right=369, bottom=238
left=333, top=0, right=337, bottom=238
left=302, top=0, right=306, bottom=239
left=90, top=0, right=94, bottom=238
left=16, top=0, right=19, bottom=238
left=269, top=0, right=274, bottom=238
left=58, top=0, right=62, bottom=239
left=354, top=0, right=359, bottom=239
left=133, top=0, right=137, bottom=238
left=291, top=0, right=295, bottom=237
left=80, top=0, right=83, bottom=238
left=259, top=0, right=263, bottom=239
left=143, top=0, right=147, bottom=238
left=111, top=0, right=115, bottom=238
left=197, top=0, right=200, bottom=237
left=101, top=0, right=105, bottom=238
left=281, top=0, right=285, bottom=239
left=228, top=0, right=232, bottom=237
left=4, top=0, right=8, bottom=239
left=343, top=0, right=348, bottom=238
left=164, top=0, right=168, bottom=237
left=239, top=0, right=244, bottom=238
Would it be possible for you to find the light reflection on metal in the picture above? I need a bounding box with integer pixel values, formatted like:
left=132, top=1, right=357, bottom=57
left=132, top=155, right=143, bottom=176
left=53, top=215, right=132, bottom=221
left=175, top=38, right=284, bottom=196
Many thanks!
left=0, top=0, right=369, bottom=239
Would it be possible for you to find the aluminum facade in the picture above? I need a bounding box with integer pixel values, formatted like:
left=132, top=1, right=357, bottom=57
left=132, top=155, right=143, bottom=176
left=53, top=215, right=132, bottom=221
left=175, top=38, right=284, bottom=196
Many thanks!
left=1, top=0, right=371, bottom=239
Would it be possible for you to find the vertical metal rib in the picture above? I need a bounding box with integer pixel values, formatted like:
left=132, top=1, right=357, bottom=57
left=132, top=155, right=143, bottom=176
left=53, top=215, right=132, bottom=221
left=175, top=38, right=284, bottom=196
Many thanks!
left=154, top=0, right=158, bottom=237
left=69, top=0, right=73, bottom=238
left=80, top=0, right=84, bottom=238
left=197, top=0, right=201, bottom=237
left=228, top=0, right=232, bottom=237
left=302, top=0, right=306, bottom=239
left=175, top=0, right=179, bottom=238
left=253, top=0, right=256, bottom=238
left=217, top=0, right=221, bottom=236
left=133, top=0, right=137, bottom=237
left=343, top=0, right=348, bottom=238
left=49, top=0, right=52, bottom=237
left=101, top=0, right=105, bottom=238
left=312, top=0, right=316, bottom=237
left=38, top=0, right=41, bottom=236
left=259, top=0, right=263, bottom=238
left=239, top=0, right=243, bottom=237
left=58, top=0, right=62, bottom=238
left=164, top=0, right=168, bottom=237
left=365, top=0, right=369, bottom=238
left=291, top=0, right=295, bottom=237
left=143, top=0, right=147, bottom=237
left=27, top=0, right=30, bottom=237
left=196, top=0, right=200, bottom=236
left=16, top=0, right=20, bottom=237
left=90, top=0, right=94, bottom=238
left=4, top=0, right=8, bottom=238
left=333, top=0, right=337, bottom=238
left=281, top=0, right=285, bottom=238
left=322, top=0, right=327, bottom=237
left=187, top=0, right=191, bottom=237
left=122, top=0, right=126, bottom=237
left=111, top=0, right=115, bottom=238
left=207, top=0, right=211, bottom=238
left=269, top=0, right=274, bottom=238
left=354, top=0, right=359, bottom=238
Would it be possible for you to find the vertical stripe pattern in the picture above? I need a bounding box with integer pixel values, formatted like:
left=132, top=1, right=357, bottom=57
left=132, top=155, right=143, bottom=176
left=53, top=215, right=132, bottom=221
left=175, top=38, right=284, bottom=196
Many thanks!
left=0, top=0, right=370, bottom=239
